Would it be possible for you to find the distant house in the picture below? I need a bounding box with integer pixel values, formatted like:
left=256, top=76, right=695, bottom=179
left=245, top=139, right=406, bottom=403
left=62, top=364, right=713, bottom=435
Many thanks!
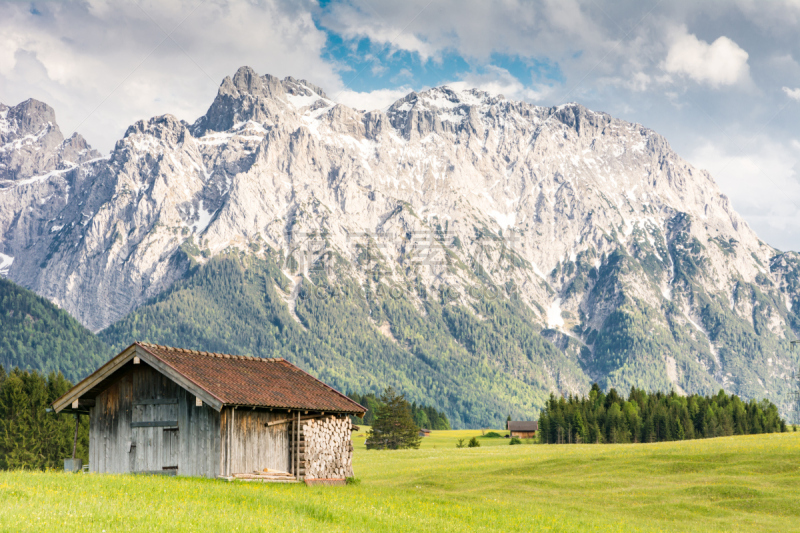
left=507, top=421, right=538, bottom=438
left=419, top=428, right=431, bottom=437
left=53, top=342, right=366, bottom=483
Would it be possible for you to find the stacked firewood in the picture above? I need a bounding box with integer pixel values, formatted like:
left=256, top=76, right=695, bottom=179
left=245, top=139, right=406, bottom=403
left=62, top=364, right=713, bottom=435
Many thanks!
left=301, top=416, right=354, bottom=479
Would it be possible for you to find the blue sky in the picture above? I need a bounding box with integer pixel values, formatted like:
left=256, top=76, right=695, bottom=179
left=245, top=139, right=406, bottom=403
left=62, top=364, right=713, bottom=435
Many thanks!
left=318, top=27, right=564, bottom=96
left=1, top=0, right=799, bottom=250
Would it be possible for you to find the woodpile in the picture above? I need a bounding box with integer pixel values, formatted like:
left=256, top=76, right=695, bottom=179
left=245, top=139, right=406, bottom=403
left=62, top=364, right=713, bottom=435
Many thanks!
left=301, top=416, right=354, bottom=480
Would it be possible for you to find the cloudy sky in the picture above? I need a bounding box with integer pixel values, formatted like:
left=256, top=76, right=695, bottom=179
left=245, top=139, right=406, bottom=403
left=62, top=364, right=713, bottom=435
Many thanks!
left=2, top=0, right=799, bottom=250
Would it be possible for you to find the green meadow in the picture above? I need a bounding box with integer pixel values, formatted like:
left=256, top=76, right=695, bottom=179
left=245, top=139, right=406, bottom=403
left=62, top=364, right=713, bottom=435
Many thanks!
left=0, top=430, right=798, bottom=532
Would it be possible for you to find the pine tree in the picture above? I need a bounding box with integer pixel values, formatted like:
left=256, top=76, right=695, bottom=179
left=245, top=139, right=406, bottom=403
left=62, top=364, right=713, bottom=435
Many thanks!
left=0, top=368, right=88, bottom=470
left=366, top=387, right=421, bottom=450
left=573, top=411, right=587, bottom=443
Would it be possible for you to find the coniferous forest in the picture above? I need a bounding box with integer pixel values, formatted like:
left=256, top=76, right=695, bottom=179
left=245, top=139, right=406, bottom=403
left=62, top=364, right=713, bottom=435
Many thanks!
left=0, top=278, right=108, bottom=382
left=0, top=366, right=88, bottom=469
left=538, top=384, right=787, bottom=444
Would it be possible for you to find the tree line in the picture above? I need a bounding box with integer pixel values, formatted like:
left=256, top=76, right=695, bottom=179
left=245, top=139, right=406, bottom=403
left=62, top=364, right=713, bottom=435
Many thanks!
left=539, top=384, right=787, bottom=444
left=347, top=390, right=451, bottom=430
left=0, top=365, right=88, bottom=469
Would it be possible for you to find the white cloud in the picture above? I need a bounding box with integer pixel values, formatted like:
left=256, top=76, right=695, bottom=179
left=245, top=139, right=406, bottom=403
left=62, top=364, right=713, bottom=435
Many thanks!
left=663, top=28, right=750, bottom=87
left=599, top=72, right=652, bottom=92
left=334, top=87, right=413, bottom=112
left=317, top=0, right=613, bottom=66
left=690, top=138, right=800, bottom=250
left=448, top=66, right=551, bottom=102
left=784, top=87, right=800, bottom=101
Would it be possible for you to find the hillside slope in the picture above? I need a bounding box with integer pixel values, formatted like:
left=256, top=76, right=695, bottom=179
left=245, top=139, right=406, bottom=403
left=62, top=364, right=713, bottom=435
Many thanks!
left=0, top=278, right=108, bottom=381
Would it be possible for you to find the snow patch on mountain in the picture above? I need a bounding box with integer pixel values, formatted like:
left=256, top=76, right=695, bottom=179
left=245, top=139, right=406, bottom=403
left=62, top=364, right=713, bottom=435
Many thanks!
left=547, top=298, right=565, bottom=329
left=0, top=253, right=13, bottom=276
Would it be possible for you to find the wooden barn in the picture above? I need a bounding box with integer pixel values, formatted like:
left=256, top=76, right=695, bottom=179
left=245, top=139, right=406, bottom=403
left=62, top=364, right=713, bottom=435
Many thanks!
left=507, top=421, right=538, bottom=439
left=53, top=342, right=366, bottom=483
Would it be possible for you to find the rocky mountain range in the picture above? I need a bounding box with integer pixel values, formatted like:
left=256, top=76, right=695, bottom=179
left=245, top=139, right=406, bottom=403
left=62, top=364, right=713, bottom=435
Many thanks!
left=1, top=66, right=798, bottom=420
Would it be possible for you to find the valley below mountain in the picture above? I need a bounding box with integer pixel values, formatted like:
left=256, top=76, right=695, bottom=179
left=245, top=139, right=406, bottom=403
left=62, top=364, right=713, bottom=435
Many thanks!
left=1, top=66, right=798, bottom=426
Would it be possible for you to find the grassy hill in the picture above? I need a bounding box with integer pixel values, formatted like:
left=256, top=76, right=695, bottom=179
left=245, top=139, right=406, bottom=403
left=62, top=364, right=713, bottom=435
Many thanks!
left=1, top=431, right=797, bottom=532
left=0, top=278, right=109, bottom=381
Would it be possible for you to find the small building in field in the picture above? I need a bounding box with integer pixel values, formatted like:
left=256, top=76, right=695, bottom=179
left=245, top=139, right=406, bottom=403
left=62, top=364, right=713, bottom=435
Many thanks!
left=53, top=342, right=366, bottom=483
left=507, top=421, right=538, bottom=438
left=419, top=428, right=431, bottom=437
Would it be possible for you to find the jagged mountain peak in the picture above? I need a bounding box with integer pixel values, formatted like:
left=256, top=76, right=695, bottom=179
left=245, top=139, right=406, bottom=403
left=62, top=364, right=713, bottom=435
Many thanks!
left=121, top=114, right=191, bottom=147
left=282, top=76, right=328, bottom=100
left=0, top=98, right=99, bottom=183
left=226, top=66, right=285, bottom=100
left=385, top=85, right=512, bottom=137
left=396, top=85, right=503, bottom=109
left=193, top=67, right=333, bottom=136
left=1, top=98, right=57, bottom=136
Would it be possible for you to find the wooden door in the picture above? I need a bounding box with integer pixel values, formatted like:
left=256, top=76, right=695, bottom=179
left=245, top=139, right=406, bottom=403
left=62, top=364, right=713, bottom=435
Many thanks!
left=131, top=399, right=179, bottom=473
left=162, top=428, right=179, bottom=471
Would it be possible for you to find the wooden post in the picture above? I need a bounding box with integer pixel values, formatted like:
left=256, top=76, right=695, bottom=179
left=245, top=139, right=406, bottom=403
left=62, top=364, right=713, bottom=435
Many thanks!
left=72, top=413, right=79, bottom=460
left=296, top=410, right=300, bottom=480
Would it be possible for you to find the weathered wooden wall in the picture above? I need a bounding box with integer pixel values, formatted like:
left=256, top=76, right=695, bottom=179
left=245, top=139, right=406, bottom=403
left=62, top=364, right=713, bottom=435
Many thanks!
left=88, top=364, right=220, bottom=477
left=219, top=408, right=290, bottom=476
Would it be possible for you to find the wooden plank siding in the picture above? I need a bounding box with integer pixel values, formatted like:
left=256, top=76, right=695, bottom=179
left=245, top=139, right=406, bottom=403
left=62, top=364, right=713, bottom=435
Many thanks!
left=219, top=408, right=291, bottom=477
left=88, top=364, right=221, bottom=478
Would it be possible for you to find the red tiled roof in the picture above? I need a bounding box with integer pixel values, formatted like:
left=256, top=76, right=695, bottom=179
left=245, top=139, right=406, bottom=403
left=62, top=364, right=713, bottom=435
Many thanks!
left=137, top=342, right=366, bottom=414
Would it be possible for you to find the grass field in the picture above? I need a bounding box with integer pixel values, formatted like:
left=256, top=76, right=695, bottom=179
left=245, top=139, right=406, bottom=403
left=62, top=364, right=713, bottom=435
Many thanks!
left=1, top=430, right=798, bottom=532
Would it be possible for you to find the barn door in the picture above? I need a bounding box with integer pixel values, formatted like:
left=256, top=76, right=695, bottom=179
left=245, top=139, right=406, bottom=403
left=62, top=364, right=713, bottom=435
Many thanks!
left=131, top=399, right=179, bottom=474
left=162, top=428, right=179, bottom=472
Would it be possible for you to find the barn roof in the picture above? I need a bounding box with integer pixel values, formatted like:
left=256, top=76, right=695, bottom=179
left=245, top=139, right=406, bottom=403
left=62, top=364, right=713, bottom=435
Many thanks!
left=53, top=342, right=366, bottom=415
left=507, top=421, right=538, bottom=432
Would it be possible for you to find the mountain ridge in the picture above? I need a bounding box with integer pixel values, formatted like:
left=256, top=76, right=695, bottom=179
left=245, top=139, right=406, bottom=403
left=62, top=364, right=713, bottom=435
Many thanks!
left=1, top=66, right=798, bottom=418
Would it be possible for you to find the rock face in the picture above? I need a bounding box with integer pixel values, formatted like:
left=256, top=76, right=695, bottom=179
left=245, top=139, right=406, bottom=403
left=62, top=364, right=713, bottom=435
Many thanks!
left=0, top=99, right=100, bottom=181
left=0, top=99, right=101, bottom=278
left=1, top=67, right=798, bottom=409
